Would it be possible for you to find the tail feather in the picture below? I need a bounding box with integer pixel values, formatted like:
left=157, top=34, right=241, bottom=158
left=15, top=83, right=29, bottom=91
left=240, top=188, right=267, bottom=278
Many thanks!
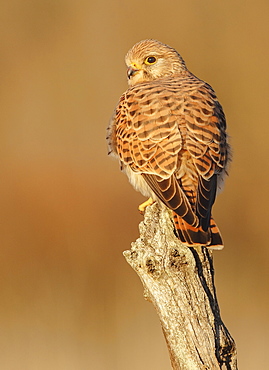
left=173, top=212, right=223, bottom=250
left=208, top=217, right=224, bottom=250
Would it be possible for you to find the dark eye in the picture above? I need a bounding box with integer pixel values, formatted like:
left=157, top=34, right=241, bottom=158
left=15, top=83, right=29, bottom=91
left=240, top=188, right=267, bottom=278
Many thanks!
left=145, top=56, right=157, bottom=65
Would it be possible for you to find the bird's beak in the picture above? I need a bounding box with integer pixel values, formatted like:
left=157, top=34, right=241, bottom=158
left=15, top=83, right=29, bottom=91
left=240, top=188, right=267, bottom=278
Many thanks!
left=127, top=63, right=141, bottom=79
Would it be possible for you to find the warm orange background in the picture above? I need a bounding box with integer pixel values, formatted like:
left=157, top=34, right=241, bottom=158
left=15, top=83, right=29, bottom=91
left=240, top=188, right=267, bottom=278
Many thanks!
left=0, top=1, right=268, bottom=369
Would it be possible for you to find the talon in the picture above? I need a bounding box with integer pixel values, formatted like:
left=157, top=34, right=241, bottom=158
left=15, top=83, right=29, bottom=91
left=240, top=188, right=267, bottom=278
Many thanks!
left=138, top=197, right=154, bottom=214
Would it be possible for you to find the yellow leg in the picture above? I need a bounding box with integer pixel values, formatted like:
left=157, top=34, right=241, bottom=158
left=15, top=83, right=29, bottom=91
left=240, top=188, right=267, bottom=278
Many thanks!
left=138, top=197, right=154, bottom=214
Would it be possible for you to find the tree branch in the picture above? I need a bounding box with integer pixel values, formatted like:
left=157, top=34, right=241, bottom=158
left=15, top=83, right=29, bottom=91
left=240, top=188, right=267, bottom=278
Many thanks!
left=123, top=203, right=238, bottom=369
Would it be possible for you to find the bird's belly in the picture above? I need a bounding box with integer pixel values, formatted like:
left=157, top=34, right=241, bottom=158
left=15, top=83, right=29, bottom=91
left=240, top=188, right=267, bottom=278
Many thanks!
left=124, top=166, right=154, bottom=199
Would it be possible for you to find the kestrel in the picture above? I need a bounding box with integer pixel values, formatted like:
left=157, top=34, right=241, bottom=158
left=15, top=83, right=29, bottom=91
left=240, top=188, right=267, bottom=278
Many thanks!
left=107, top=39, right=230, bottom=249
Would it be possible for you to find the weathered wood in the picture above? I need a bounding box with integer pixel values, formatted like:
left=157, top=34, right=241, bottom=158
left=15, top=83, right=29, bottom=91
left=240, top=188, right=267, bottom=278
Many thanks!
left=123, top=203, right=237, bottom=369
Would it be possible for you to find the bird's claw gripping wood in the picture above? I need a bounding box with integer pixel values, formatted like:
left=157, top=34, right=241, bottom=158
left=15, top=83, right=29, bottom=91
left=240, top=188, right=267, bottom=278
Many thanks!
left=138, top=197, right=154, bottom=214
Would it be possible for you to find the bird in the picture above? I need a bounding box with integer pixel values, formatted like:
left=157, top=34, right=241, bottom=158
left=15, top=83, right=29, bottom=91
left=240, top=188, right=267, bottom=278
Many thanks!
left=107, top=39, right=231, bottom=249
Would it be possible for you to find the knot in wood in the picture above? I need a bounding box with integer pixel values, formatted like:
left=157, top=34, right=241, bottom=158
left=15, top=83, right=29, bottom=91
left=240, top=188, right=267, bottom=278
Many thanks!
left=145, top=256, right=162, bottom=278
left=169, top=247, right=188, bottom=271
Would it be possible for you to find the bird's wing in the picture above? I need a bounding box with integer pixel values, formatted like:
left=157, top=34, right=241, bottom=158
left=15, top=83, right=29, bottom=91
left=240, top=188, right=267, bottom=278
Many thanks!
left=183, top=82, right=229, bottom=229
left=113, top=80, right=197, bottom=226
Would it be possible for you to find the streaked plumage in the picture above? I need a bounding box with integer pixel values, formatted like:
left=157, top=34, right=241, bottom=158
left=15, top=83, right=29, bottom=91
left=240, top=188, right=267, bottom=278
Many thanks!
left=107, top=39, right=230, bottom=249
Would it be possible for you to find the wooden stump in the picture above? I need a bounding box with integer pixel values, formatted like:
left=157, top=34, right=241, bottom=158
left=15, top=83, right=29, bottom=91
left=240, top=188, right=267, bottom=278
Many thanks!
left=123, top=203, right=237, bottom=370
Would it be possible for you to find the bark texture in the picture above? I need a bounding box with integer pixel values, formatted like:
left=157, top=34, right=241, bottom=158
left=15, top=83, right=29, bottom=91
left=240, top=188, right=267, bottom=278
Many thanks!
left=123, top=203, right=237, bottom=370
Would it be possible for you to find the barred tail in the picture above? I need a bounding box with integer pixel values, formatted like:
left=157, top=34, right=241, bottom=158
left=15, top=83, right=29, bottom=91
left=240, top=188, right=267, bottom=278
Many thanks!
left=173, top=212, right=224, bottom=250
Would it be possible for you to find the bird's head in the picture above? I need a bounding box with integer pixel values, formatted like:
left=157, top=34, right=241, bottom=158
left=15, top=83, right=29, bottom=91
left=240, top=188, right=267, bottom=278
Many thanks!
left=125, top=39, right=187, bottom=86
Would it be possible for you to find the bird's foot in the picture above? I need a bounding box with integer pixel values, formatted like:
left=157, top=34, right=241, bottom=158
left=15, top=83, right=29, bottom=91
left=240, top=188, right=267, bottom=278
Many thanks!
left=138, top=197, right=154, bottom=214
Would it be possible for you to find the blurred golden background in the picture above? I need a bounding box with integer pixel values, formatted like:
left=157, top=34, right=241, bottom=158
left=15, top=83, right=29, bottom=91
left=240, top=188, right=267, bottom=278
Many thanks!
left=0, top=0, right=268, bottom=369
